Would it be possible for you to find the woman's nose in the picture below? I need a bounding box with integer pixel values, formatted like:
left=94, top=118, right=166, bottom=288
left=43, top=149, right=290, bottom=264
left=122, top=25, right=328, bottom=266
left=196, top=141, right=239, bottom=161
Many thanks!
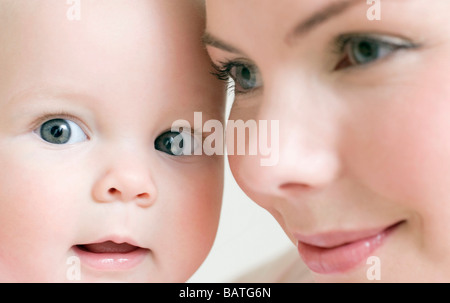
left=92, top=150, right=157, bottom=208
left=235, top=74, right=343, bottom=198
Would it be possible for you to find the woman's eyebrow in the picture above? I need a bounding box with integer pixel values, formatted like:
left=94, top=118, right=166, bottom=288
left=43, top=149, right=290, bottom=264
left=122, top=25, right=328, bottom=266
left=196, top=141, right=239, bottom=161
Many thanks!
left=287, top=0, right=361, bottom=41
left=202, top=32, right=244, bottom=54
left=203, top=0, right=363, bottom=53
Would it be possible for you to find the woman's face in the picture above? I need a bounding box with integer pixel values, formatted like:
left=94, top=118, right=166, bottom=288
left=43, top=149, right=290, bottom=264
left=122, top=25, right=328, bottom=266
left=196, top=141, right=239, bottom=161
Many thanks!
left=205, top=0, right=450, bottom=282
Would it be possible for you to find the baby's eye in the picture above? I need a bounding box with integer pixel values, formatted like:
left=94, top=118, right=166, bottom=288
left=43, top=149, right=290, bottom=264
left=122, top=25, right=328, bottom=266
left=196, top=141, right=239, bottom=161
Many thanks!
left=154, top=130, right=200, bottom=156
left=212, top=61, right=262, bottom=95
left=334, top=34, right=417, bottom=70
left=37, top=118, right=87, bottom=145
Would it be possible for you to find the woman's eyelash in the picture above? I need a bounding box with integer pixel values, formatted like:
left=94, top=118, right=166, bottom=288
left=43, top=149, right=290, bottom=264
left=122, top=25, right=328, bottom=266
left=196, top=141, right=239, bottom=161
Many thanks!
left=330, top=33, right=421, bottom=71
left=333, top=33, right=418, bottom=55
left=210, top=61, right=237, bottom=93
left=211, top=61, right=233, bottom=81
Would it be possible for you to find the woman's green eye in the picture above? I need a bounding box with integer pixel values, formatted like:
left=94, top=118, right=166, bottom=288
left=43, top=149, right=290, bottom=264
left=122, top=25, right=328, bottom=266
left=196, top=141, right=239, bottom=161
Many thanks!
left=335, top=35, right=416, bottom=70
left=351, top=39, right=381, bottom=64
left=232, top=65, right=258, bottom=90
left=229, top=63, right=262, bottom=94
left=38, top=118, right=87, bottom=145
left=211, top=60, right=262, bottom=95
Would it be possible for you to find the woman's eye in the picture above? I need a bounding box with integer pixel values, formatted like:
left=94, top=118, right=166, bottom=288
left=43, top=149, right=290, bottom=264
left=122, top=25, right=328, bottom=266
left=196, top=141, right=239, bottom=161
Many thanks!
left=212, top=61, right=262, bottom=95
left=229, top=63, right=262, bottom=94
left=335, top=35, right=416, bottom=70
left=154, top=130, right=200, bottom=156
left=37, top=118, right=87, bottom=145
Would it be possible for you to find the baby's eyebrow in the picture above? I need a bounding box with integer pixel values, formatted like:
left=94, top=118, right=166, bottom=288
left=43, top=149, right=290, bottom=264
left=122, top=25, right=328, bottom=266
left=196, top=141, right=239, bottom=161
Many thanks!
left=6, top=85, right=98, bottom=109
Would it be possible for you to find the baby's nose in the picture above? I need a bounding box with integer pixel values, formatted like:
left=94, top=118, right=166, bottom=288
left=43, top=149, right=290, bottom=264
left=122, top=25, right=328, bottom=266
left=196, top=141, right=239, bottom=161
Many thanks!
left=92, top=163, right=157, bottom=208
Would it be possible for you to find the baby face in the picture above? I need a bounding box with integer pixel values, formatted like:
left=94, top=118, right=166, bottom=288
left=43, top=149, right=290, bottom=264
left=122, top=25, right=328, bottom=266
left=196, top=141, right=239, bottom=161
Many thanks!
left=0, top=0, right=225, bottom=282
left=205, top=0, right=450, bottom=281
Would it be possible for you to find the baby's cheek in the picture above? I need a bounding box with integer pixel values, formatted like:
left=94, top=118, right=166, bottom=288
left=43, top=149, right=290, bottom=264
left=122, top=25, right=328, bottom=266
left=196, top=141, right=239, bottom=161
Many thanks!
left=157, top=160, right=223, bottom=280
left=0, top=148, right=83, bottom=281
left=177, top=165, right=222, bottom=238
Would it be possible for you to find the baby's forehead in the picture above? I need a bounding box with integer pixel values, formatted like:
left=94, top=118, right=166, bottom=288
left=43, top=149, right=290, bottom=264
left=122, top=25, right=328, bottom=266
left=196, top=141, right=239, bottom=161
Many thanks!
left=0, top=0, right=221, bottom=112
left=0, top=0, right=42, bottom=18
left=0, top=0, right=205, bottom=48
left=0, top=0, right=205, bottom=26
left=0, top=1, right=68, bottom=36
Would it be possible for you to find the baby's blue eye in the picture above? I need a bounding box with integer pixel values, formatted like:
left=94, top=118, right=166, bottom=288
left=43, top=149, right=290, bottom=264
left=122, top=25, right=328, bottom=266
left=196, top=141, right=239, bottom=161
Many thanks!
left=39, top=119, right=87, bottom=145
left=154, top=131, right=199, bottom=156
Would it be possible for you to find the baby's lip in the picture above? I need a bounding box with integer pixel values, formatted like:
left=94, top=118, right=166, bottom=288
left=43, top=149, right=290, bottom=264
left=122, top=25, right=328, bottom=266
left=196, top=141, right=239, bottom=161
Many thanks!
left=75, top=235, right=149, bottom=254
left=73, top=238, right=150, bottom=271
left=76, top=241, right=140, bottom=254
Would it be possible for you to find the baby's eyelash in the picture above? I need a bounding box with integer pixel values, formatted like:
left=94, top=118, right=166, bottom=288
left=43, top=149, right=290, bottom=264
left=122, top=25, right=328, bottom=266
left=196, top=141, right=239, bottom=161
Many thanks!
left=29, top=111, right=91, bottom=139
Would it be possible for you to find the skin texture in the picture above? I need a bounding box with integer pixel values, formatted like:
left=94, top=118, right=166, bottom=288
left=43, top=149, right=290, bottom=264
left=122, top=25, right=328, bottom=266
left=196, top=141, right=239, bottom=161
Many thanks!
left=0, top=0, right=225, bottom=282
left=205, top=0, right=450, bottom=282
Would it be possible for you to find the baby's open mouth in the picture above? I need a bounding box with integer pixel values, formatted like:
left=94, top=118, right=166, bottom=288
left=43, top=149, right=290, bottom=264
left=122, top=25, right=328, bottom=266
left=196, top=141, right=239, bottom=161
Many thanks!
left=76, top=241, right=140, bottom=254
left=73, top=240, right=149, bottom=270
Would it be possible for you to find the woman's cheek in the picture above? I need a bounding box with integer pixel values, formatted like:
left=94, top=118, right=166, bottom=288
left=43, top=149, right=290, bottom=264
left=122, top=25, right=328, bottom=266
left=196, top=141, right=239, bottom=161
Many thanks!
left=345, top=60, right=450, bottom=213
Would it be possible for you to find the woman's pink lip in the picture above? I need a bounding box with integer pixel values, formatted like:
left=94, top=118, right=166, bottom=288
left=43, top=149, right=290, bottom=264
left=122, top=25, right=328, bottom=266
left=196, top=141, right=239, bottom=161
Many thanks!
left=295, top=224, right=392, bottom=248
left=296, top=221, right=404, bottom=274
left=73, top=240, right=150, bottom=271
